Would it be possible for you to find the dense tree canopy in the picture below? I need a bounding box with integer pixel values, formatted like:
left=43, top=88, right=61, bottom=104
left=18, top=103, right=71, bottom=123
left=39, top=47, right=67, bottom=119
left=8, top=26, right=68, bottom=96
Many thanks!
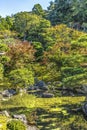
left=1, top=2, right=87, bottom=130
left=0, top=1, right=87, bottom=91
left=13, top=12, right=51, bottom=42
left=47, top=0, right=87, bottom=31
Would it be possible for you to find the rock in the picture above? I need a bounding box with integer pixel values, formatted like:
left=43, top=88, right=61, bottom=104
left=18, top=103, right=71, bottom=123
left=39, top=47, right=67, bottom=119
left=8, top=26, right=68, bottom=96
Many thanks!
left=27, top=86, right=35, bottom=90
left=41, top=93, right=54, bottom=98
left=36, top=80, right=45, bottom=87
left=2, top=98, right=9, bottom=101
left=13, top=114, right=27, bottom=124
left=27, top=85, right=40, bottom=91
left=0, top=110, right=10, bottom=117
left=61, top=90, right=75, bottom=96
left=19, top=88, right=26, bottom=93
left=35, top=81, right=48, bottom=90
left=2, top=90, right=13, bottom=97
left=76, top=88, right=85, bottom=95
left=47, top=82, right=52, bottom=85
left=2, top=89, right=16, bottom=97
left=27, top=125, right=39, bottom=130
left=27, top=81, right=48, bottom=91
left=34, top=85, right=39, bottom=90
left=0, top=52, right=6, bottom=55
left=3, top=110, right=10, bottom=117
left=82, top=102, right=87, bottom=116
left=8, top=89, right=16, bottom=95
left=82, top=84, right=87, bottom=93
left=71, top=107, right=82, bottom=113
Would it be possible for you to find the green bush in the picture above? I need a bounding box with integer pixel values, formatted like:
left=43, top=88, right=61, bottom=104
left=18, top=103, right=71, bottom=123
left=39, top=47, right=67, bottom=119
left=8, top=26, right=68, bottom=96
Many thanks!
left=7, top=120, right=26, bottom=130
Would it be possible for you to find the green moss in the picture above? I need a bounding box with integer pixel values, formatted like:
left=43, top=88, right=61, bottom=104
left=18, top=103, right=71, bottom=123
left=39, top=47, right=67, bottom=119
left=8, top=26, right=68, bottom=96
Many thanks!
left=0, top=94, right=86, bottom=130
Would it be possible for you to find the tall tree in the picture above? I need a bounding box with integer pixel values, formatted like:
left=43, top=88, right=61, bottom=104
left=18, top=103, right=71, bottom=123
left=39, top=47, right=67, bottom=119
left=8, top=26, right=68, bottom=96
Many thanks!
left=13, top=12, right=51, bottom=43
left=48, top=0, right=73, bottom=25
left=32, top=4, right=46, bottom=17
left=47, top=0, right=87, bottom=31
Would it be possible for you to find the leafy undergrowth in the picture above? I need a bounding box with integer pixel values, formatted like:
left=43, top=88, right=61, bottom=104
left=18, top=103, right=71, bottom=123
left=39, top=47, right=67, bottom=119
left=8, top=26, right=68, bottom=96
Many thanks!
left=0, top=94, right=86, bottom=130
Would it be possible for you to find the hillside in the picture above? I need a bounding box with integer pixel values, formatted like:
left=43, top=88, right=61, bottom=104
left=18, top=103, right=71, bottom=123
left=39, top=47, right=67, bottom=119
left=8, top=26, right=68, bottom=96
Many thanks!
left=0, top=0, right=87, bottom=129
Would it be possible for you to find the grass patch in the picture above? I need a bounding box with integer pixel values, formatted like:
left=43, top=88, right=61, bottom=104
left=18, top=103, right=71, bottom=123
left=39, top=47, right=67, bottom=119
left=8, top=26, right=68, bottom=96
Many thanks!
left=0, top=94, right=86, bottom=130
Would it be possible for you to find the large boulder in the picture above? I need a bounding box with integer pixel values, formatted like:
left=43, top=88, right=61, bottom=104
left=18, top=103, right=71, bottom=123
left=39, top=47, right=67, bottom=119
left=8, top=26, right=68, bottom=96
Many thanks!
left=35, top=81, right=48, bottom=90
left=41, top=93, right=54, bottom=98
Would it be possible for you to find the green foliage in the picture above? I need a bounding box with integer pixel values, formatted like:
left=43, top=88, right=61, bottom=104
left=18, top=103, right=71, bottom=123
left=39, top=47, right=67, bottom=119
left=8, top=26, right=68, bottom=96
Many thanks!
left=7, top=120, right=26, bottom=130
left=0, top=63, right=4, bottom=83
left=32, top=42, right=44, bottom=61
left=48, top=0, right=73, bottom=25
left=32, top=4, right=46, bottom=17
left=0, top=38, right=17, bottom=45
left=0, top=43, right=8, bottom=52
left=9, top=68, right=34, bottom=88
left=0, top=30, right=16, bottom=39
left=0, top=16, right=13, bottom=30
left=47, top=0, right=87, bottom=31
left=46, top=44, right=87, bottom=87
left=13, top=12, right=40, bottom=38
left=37, top=24, right=83, bottom=50
left=42, top=25, right=87, bottom=87
left=0, top=43, right=10, bottom=65
left=0, top=17, right=9, bottom=30
left=5, top=16, right=14, bottom=30
left=0, top=4, right=87, bottom=130
left=13, top=11, right=51, bottom=44
left=6, top=41, right=35, bottom=71
left=0, top=6, right=87, bottom=91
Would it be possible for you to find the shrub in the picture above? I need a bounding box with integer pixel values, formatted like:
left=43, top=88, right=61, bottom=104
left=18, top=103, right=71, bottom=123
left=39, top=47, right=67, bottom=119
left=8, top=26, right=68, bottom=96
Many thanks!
left=7, top=120, right=26, bottom=130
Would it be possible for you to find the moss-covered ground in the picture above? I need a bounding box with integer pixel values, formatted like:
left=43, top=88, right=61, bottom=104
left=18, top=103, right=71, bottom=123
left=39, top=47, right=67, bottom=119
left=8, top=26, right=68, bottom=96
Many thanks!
left=0, top=115, right=8, bottom=130
left=0, top=94, right=87, bottom=130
